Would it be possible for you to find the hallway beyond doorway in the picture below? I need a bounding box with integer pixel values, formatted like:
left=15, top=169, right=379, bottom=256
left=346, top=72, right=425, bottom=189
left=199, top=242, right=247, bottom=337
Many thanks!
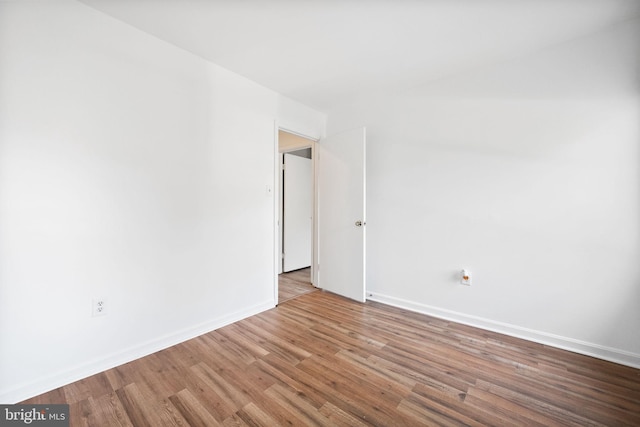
left=278, top=268, right=315, bottom=304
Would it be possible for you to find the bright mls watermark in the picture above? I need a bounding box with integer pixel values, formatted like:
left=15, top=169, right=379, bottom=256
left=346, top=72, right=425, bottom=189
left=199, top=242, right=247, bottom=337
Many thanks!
left=0, top=405, right=69, bottom=426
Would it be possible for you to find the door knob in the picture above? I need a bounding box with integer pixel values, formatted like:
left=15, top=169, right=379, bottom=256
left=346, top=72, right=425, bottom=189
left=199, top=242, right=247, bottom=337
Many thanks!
left=355, top=221, right=364, bottom=227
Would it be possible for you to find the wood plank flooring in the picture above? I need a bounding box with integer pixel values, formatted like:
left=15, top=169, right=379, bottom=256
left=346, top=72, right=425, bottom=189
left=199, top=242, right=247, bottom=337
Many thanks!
left=23, top=291, right=640, bottom=426
left=278, top=268, right=315, bottom=303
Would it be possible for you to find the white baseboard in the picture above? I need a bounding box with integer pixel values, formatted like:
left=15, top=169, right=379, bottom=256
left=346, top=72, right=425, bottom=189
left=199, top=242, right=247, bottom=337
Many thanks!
left=1, top=300, right=275, bottom=404
left=367, top=292, right=640, bottom=369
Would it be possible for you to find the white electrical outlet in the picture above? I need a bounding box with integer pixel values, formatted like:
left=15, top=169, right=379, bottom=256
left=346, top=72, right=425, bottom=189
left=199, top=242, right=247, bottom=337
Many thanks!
left=461, top=269, right=472, bottom=286
left=92, top=298, right=107, bottom=317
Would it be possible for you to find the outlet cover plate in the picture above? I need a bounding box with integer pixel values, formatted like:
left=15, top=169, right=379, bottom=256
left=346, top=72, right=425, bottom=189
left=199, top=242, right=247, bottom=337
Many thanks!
left=92, top=298, right=107, bottom=317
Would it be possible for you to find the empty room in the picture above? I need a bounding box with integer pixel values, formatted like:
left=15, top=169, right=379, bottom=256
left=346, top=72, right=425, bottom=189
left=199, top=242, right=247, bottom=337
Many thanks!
left=1, top=0, right=639, bottom=425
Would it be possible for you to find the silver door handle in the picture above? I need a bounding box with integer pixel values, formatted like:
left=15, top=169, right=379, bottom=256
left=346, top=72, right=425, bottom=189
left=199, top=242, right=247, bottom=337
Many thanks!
left=355, top=221, right=365, bottom=227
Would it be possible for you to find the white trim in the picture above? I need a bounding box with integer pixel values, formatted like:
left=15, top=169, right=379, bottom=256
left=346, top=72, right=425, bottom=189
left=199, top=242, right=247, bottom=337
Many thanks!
left=279, top=152, right=285, bottom=276
left=368, top=292, right=640, bottom=369
left=0, top=300, right=274, bottom=404
left=311, top=141, right=318, bottom=287
left=273, top=121, right=280, bottom=305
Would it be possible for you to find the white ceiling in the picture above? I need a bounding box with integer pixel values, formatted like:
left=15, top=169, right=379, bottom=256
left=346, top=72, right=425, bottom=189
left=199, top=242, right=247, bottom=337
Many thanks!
left=79, top=0, right=640, bottom=112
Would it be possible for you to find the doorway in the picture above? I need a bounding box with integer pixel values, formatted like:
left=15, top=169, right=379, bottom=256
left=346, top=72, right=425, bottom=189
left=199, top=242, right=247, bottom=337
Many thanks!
left=277, top=129, right=316, bottom=304
left=278, top=268, right=315, bottom=303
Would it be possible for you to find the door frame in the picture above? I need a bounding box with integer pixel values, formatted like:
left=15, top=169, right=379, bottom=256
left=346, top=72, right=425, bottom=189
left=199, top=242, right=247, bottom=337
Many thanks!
left=273, top=124, right=319, bottom=305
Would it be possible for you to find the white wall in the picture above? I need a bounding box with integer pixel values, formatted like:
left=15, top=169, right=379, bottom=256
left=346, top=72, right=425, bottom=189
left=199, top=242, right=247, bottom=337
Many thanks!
left=328, top=18, right=640, bottom=366
left=0, top=1, right=325, bottom=402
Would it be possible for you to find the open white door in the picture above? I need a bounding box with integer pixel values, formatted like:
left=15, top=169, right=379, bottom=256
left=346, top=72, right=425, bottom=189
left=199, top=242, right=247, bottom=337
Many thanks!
left=283, top=153, right=312, bottom=272
left=318, top=127, right=366, bottom=302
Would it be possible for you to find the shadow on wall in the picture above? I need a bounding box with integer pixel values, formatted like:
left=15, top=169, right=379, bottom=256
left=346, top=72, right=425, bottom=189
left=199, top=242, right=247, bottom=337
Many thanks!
left=598, top=122, right=640, bottom=363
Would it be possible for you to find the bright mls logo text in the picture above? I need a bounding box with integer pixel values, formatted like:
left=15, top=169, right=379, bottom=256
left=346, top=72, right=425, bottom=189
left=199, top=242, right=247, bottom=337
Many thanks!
left=1, top=405, right=69, bottom=426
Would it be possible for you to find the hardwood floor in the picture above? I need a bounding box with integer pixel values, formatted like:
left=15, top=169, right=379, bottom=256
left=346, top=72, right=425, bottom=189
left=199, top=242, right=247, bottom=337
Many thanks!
left=278, top=267, right=315, bottom=303
left=23, top=291, right=640, bottom=426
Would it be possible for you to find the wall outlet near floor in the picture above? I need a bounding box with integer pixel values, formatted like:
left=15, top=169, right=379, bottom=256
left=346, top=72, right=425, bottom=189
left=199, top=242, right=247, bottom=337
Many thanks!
left=461, top=269, right=472, bottom=286
left=92, top=298, right=107, bottom=317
